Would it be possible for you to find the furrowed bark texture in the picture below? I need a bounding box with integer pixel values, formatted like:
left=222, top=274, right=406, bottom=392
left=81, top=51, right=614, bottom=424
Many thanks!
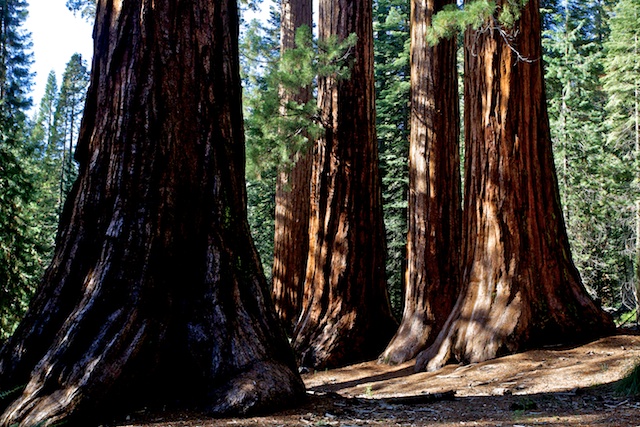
left=380, top=0, right=461, bottom=365
left=292, top=0, right=397, bottom=370
left=271, top=0, right=313, bottom=334
left=415, top=0, right=615, bottom=372
left=0, top=1, right=304, bottom=425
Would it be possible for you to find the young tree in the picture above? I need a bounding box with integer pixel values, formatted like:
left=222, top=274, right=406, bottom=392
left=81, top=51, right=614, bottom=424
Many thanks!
left=271, top=0, right=313, bottom=333
left=292, top=0, right=398, bottom=370
left=380, top=0, right=461, bottom=365
left=0, top=1, right=304, bottom=425
left=416, top=0, right=614, bottom=372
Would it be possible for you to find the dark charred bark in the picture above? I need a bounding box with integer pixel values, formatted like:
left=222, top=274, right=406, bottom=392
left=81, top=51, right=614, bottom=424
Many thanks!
left=271, top=0, right=313, bottom=334
left=291, top=0, right=398, bottom=370
left=415, top=0, right=615, bottom=372
left=0, top=1, right=304, bottom=425
left=380, top=0, right=461, bottom=365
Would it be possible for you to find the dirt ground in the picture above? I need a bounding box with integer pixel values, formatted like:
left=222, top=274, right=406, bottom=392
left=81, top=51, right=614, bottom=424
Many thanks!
left=116, top=331, right=640, bottom=427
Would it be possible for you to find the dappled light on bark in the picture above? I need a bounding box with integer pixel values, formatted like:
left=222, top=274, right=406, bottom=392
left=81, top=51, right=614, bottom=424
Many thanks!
left=414, top=0, right=614, bottom=373
left=292, top=0, right=397, bottom=370
left=0, top=1, right=304, bottom=425
left=380, top=0, right=461, bottom=365
left=271, top=0, right=313, bottom=334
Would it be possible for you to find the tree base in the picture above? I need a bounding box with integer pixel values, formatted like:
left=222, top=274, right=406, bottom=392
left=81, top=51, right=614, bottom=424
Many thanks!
left=379, top=318, right=434, bottom=365
left=207, top=360, right=306, bottom=416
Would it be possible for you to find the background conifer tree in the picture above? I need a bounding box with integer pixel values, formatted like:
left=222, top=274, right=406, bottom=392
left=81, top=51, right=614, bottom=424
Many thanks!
left=373, top=0, right=410, bottom=317
left=54, top=53, right=89, bottom=204
left=543, top=0, right=629, bottom=309
left=0, top=0, right=38, bottom=341
left=603, top=0, right=640, bottom=321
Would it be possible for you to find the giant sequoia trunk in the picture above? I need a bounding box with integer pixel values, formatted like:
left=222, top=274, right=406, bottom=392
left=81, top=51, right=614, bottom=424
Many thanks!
left=271, top=0, right=313, bottom=334
left=0, top=1, right=304, bottom=425
left=415, top=0, right=615, bottom=372
left=292, top=0, right=397, bottom=369
left=380, top=0, right=461, bottom=365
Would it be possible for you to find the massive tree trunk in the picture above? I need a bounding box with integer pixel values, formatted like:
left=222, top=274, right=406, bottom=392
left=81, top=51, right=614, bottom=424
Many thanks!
left=0, top=1, right=304, bottom=425
left=415, top=0, right=615, bottom=372
left=292, top=0, right=398, bottom=370
left=380, top=0, right=461, bottom=365
left=271, top=0, right=313, bottom=334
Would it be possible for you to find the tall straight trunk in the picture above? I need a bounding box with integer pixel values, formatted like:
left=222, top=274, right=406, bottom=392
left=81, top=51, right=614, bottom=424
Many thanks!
left=416, top=0, right=614, bottom=372
left=292, top=0, right=397, bottom=370
left=271, top=0, right=313, bottom=334
left=0, top=1, right=304, bottom=425
left=380, top=0, right=461, bottom=365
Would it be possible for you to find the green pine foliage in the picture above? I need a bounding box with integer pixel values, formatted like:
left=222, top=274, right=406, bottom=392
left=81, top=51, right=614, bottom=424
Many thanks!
left=374, top=0, right=410, bottom=318
left=544, top=0, right=630, bottom=308
left=0, top=0, right=38, bottom=340
left=241, top=2, right=358, bottom=279
left=65, top=0, right=96, bottom=20
left=0, top=48, right=90, bottom=340
left=29, top=72, right=61, bottom=266
left=603, top=0, right=640, bottom=314
left=54, top=53, right=89, bottom=203
left=425, top=0, right=531, bottom=46
left=241, top=4, right=281, bottom=277
left=604, top=0, right=640, bottom=151
left=244, top=23, right=355, bottom=179
left=2, top=0, right=639, bottom=339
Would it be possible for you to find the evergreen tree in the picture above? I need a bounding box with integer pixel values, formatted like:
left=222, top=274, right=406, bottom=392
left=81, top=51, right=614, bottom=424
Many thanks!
left=54, top=53, right=89, bottom=205
left=241, top=6, right=282, bottom=280
left=30, top=71, right=61, bottom=267
left=31, top=71, right=58, bottom=154
left=292, top=0, right=397, bottom=370
left=417, top=0, right=613, bottom=372
left=65, top=0, right=96, bottom=20
left=543, top=0, right=628, bottom=309
left=381, top=0, right=461, bottom=365
left=373, top=0, right=410, bottom=318
left=603, top=0, right=640, bottom=319
left=271, top=0, right=313, bottom=333
left=0, top=0, right=36, bottom=341
left=0, top=0, right=304, bottom=423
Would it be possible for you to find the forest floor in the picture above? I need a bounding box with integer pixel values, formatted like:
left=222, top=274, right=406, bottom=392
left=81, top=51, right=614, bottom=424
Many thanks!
left=117, top=330, right=640, bottom=427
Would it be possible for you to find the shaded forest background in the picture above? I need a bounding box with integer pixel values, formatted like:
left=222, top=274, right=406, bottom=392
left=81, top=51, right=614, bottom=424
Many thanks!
left=1, top=0, right=639, bottom=341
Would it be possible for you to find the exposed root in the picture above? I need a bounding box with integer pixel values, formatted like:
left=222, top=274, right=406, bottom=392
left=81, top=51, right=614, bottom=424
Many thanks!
left=207, top=360, right=306, bottom=416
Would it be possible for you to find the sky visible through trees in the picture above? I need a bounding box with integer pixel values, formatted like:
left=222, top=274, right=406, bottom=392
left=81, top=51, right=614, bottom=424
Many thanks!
left=2, top=0, right=638, bottom=344
left=0, top=0, right=639, bottom=423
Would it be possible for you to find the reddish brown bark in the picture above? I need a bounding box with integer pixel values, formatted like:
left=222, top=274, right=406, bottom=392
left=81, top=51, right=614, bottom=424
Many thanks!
left=0, top=1, right=304, bottom=425
left=415, top=0, right=615, bottom=372
left=271, top=0, right=313, bottom=334
left=292, top=0, right=397, bottom=370
left=380, top=0, right=461, bottom=365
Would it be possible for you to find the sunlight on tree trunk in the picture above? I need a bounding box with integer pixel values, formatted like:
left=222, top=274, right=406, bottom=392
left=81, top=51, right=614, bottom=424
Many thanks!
left=415, top=0, right=614, bottom=373
left=292, top=0, right=397, bottom=370
left=271, top=0, right=313, bottom=334
left=380, top=0, right=461, bottom=365
left=0, top=1, right=304, bottom=425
